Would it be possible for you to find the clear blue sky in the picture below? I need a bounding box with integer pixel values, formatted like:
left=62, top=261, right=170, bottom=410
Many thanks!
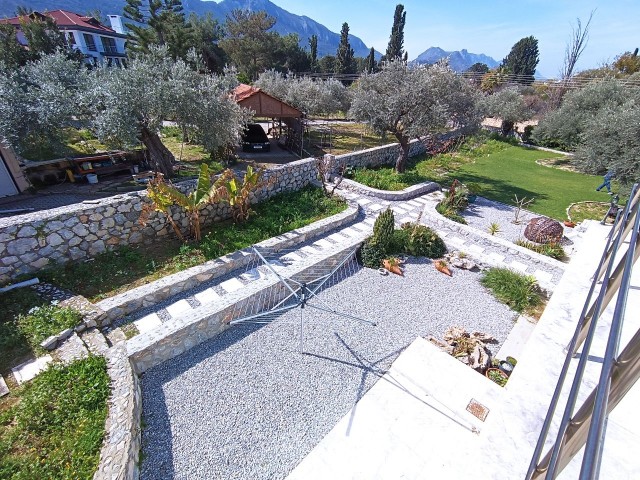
left=239, top=0, right=640, bottom=78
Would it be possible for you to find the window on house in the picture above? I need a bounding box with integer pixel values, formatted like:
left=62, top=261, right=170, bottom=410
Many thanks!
left=66, top=32, right=76, bottom=46
left=100, top=36, right=117, bottom=54
left=83, top=33, right=97, bottom=51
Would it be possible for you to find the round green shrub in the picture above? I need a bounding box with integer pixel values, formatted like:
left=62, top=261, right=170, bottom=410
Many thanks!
left=388, top=228, right=410, bottom=255
left=359, top=238, right=386, bottom=269
left=373, top=207, right=395, bottom=250
left=404, top=224, right=447, bottom=258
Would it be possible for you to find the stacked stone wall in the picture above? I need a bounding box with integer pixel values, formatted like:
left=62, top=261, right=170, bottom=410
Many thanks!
left=0, top=139, right=434, bottom=283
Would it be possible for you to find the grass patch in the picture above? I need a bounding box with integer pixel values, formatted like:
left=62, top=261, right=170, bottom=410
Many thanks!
left=38, top=187, right=346, bottom=301
left=514, top=239, right=567, bottom=261
left=21, top=128, right=109, bottom=161
left=481, top=268, right=543, bottom=314
left=568, top=201, right=611, bottom=224
left=305, top=122, right=385, bottom=157
left=0, top=355, right=109, bottom=479
left=0, top=289, right=48, bottom=374
left=351, top=136, right=606, bottom=220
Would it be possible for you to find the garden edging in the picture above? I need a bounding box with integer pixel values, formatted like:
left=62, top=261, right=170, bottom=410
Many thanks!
left=338, top=178, right=440, bottom=201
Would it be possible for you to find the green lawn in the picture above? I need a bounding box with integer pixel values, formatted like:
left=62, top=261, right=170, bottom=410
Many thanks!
left=352, top=137, right=609, bottom=220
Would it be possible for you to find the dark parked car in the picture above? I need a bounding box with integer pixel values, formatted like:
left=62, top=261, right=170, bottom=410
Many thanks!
left=241, top=123, right=271, bottom=152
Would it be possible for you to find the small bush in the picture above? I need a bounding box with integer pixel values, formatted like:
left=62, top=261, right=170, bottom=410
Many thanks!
left=515, top=239, right=566, bottom=260
left=373, top=208, right=395, bottom=250
left=403, top=224, right=447, bottom=258
left=436, top=203, right=468, bottom=224
left=359, top=238, right=386, bottom=268
left=388, top=229, right=410, bottom=255
left=481, top=268, right=542, bottom=313
left=17, top=305, right=82, bottom=351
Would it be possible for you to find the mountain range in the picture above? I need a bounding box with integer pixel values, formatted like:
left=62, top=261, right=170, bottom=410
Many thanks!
left=0, top=0, right=377, bottom=58
left=412, top=47, right=500, bottom=72
left=0, top=0, right=501, bottom=69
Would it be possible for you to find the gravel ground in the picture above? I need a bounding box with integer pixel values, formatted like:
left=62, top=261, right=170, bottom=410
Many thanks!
left=140, top=258, right=516, bottom=480
left=462, top=196, right=571, bottom=244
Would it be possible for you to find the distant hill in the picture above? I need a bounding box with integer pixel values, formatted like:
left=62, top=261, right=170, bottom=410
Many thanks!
left=0, top=0, right=380, bottom=58
left=412, top=47, right=500, bottom=72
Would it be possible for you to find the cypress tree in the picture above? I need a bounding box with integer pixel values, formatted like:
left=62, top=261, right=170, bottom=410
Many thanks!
left=309, top=34, right=318, bottom=72
left=335, top=22, right=354, bottom=75
left=502, top=36, right=539, bottom=85
left=385, top=4, right=406, bottom=61
left=366, top=47, right=376, bottom=73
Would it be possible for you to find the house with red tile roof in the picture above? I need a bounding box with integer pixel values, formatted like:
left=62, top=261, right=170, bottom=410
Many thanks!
left=0, top=10, right=127, bottom=66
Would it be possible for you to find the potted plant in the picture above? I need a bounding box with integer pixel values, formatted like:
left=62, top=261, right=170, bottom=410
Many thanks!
left=466, top=182, right=482, bottom=203
left=382, top=257, right=403, bottom=276
left=486, top=368, right=508, bottom=387
left=434, top=259, right=452, bottom=276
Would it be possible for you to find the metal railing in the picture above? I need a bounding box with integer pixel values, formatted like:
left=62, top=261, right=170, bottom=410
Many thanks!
left=526, top=183, right=640, bottom=479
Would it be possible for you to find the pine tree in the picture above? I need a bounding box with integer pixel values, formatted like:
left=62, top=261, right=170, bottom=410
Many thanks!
left=123, top=0, right=187, bottom=53
left=335, top=22, right=354, bottom=75
left=502, top=36, right=539, bottom=85
left=385, top=4, right=406, bottom=61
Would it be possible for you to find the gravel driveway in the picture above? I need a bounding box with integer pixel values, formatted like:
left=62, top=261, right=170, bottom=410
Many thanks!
left=140, top=258, right=516, bottom=480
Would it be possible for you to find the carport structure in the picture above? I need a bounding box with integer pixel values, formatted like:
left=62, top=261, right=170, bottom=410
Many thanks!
left=233, top=84, right=304, bottom=155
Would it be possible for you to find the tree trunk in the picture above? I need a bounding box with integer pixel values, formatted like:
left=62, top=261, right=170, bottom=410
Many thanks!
left=501, top=120, right=515, bottom=137
left=394, top=134, right=410, bottom=173
left=139, top=126, right=175, bottom=178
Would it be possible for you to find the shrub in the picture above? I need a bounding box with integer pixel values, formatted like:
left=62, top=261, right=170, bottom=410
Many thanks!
left=17, top=305, right=81, bottom=351
left=436, top=202, right=468, bottom=224
left=372, top=208, right=395, bottom=250
left=480, top=268, right=542, bottom=313
left=388, top=228, right=410, bottom=255
left=359, top=238, right=386, bottom=269
left=402, top=224, right=447, bottom=258
left=515, top=239, right=566, bottom=260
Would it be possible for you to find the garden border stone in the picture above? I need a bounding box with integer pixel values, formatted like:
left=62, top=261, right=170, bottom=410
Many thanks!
left=338, top=178, right=440, bottom=201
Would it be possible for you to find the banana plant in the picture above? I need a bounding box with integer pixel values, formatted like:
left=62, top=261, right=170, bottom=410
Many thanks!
left=140, top=164, right=233, bottom=242
left=227, top=165, right=269, bottom=223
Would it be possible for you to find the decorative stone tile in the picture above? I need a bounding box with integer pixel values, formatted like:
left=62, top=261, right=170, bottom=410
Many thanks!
left=509, top=261, right=529, bottom=273
left=0, top=376, right=8, bottom=397
left=447, top=236, right=466, bottom=247
left=12, top=355, right=53, bottom=385
left=356, top=198, right=372, bottom=206
left=301, top=245, right=321, bottom=256
left=367, top=203, right=385, bottom=212
left=165, top=299, right=193, bottom=317
left=239, top=268, right=268, bottom=282
left=195, top=288, right=223, bottom=306
left=220, top=278, right=244, bottom=293
left=392, top=207, right=408, bottom=215
left=467, top=244, right=485, bottom=255
left=488, top=252, right=506, bottom=264
left=399, top=217, right=416, bottom=225
left=329, top=233, right=347, bottom=243
left=313, top=239, right=334, bottom=250
left=134, top=313, right=163, bottom=333
left=533, top=270, right=554, bottom=284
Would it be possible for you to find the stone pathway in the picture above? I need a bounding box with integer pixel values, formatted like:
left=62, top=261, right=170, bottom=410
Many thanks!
left=116, top=187, right=572, bottom=343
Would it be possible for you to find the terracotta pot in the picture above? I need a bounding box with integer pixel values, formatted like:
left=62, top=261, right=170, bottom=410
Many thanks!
left=435, top=260, right=452, bottom=276
left=383, top=259, right=403, bottom=276
left=486, top=368, right=508, bottom=387
left=564, top=220, right=576, bottom=228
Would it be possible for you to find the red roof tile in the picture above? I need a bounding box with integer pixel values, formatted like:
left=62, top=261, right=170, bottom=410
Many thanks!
left=0, top=10, right=116, bottom=34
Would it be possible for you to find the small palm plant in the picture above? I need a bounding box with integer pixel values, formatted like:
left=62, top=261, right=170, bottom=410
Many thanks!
left=140, top=164, right=233, bottom=242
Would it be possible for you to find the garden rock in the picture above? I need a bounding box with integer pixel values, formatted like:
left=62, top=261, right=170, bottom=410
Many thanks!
left=524, top=217, right=564, bottom=244
left=40, top=335, right=59, bottom=351
left=445, top=252, right=477, bottom=270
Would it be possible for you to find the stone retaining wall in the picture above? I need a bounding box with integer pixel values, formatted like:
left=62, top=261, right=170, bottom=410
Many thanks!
left=1, top=138, right=436, bottom=284
left=0, top=158, right=318, bottom=283
left=93, top=343, right=141, bottom=480
left=96, top=205, right=359, bottom=324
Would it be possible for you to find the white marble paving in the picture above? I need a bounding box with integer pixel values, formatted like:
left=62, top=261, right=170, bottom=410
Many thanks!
left=508, top=260, right=529, bottom=273
left=219, top=278, right=245, bottom=293
left=165, top=299, right=192, bottom=317
left=194, top=288, right=222, bottom=305
left=134, top=313, right=163, bottom=333
left=12, top=355, right=53, bottom=385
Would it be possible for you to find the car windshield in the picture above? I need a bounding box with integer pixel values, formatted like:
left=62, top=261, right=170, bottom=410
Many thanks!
left=243, top=124, right=268, bottom=142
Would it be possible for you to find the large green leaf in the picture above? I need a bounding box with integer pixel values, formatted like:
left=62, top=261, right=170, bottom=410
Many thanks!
left=193, top=163, right=211, bottom=207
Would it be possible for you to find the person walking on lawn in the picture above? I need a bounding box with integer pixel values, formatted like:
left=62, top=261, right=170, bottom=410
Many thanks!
left=596, top=170, right=614, bottom=194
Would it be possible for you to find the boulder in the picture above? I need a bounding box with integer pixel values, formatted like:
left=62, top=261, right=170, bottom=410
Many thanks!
left=524, top=217, right=564, bottom=244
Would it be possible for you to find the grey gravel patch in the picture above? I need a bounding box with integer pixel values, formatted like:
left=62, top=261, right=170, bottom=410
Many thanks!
left=186, top=297, right=200, bottom=309
left=462, top=197, right=533, bottom=243
left=156, top=310, right=171, bottom=322
left=140, top=259, right=516, bottom=480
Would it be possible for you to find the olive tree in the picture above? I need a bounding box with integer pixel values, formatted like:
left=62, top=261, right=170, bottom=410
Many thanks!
left=483, top=87, right=532, bottom=136
left=255, top=70, right=351, bottom=116
left=0, top=51, right=88, bottom=155
left=349, top=60, right=483, bottom=172
left=87, top=47, right=249, bottom=177
left=532, top=79, right=631, bottom=151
